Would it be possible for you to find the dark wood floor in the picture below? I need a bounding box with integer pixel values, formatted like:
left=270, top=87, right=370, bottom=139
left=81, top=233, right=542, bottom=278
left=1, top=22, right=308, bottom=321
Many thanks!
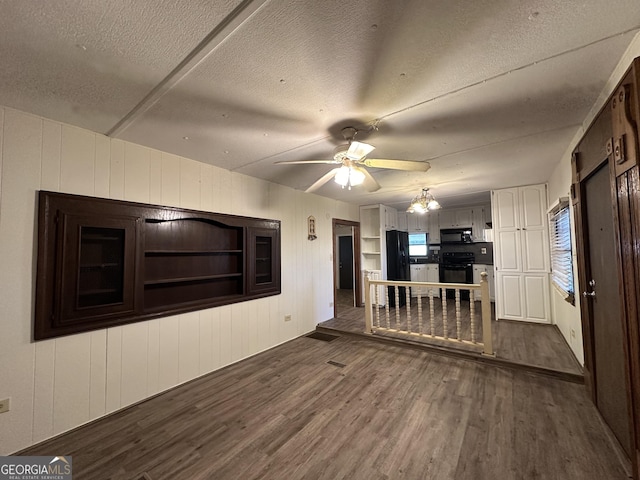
left=328, top=296, right=584, bottom=376
left=20, top=335, right=626, bottom=479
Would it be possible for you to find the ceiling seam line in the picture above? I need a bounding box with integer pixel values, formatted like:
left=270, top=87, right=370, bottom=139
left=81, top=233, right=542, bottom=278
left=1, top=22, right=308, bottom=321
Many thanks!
left=375, top=25, right=640, bottom=122
left=106, top=0, right=270, bottom=138
left=423, top=123, right=582, bottom=162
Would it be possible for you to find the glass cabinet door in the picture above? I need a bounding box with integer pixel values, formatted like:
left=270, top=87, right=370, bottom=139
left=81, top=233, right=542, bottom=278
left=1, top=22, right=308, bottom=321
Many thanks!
left=247, top=226, right=280, bottom=295
left=56, top=214, right=139, bottom=325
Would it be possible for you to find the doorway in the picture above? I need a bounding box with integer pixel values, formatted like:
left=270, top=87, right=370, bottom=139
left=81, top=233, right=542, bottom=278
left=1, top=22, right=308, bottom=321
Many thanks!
left=332, top=219, right=361, bottom=318
left=581, top=160, right=631, bottom=455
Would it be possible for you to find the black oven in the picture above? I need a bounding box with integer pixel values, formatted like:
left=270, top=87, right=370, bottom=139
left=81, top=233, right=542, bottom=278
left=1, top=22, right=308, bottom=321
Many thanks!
left=440, top=252, right=474, bottom=300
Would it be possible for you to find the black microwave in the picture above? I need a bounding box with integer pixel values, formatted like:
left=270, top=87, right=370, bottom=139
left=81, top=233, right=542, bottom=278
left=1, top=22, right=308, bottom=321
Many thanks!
left=440, top=228, right=472, bottom=244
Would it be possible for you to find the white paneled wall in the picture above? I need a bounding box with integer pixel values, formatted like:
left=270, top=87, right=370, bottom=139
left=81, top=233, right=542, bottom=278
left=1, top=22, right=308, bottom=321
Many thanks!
left=0, top=106, right=358, bottom=455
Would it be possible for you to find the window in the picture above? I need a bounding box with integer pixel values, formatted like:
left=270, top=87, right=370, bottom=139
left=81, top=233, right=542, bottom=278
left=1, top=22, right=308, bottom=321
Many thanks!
left=408, top=232, right=427, bottom=256
left=549, top=200, right=575, bottom=304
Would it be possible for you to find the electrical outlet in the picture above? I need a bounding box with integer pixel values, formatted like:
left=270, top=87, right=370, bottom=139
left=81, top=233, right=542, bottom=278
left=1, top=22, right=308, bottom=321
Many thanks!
left=0, top=398, right=10, bottom=414
left=481, top=247, right=487, bottom=254
left=284, top=314, right=292, bottom=322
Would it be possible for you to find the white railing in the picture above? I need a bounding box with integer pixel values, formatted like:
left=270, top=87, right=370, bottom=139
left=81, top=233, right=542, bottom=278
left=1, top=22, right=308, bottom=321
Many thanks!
left=364, top=272, right=494, bottom=356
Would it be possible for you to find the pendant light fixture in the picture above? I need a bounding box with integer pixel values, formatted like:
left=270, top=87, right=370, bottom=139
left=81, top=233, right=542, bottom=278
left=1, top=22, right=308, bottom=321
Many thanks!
left=407, top=188, right=440, bottom=213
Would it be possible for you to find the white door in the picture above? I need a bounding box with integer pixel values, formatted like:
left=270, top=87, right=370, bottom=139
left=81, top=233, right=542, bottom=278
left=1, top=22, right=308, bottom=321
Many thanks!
left=496, top=230, right=521, bottom=272
left=497, top=273, right=524, bottom=320
left=521, top=227, right=549, bottom=272
left=522, top=274, right=550, bottom=323
left=519, top=185, right=547, bottom=229
left=493, top=188, right=519, bottom=229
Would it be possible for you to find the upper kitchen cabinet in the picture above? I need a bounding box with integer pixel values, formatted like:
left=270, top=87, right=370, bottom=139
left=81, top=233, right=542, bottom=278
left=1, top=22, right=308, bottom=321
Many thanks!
left=439, top=208, right=473, bottom=228
left=406, top=213, right=429, bottom=232
left=428, top=213, right=440, bottom=243
left=471, top=206, right=488, bottom=242
left=397, top=212, right=408, bottom=232
left=382, top=205, right=399, bottom=230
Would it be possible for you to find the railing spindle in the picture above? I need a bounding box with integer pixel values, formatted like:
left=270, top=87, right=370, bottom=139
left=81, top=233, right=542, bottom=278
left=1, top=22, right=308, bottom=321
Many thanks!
left=442, top=293, right=448, bottom=339
left=470, top=288, right=476, bottom=343
left=417, top=293, right=423, bottom=335
left=455, top=289, right=462, bottom=341
left=375, top=282, right=381, bottom=328
left=429, top=290, right=435, bottom=337
left=405, top=287, right=412, bottom=333
left=385, top=286, right=390, bottom=329
left=394, top=286, right=400, bottom=329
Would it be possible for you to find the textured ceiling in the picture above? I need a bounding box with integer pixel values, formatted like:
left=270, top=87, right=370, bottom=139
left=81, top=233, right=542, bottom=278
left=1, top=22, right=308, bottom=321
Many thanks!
left=1, top=0, right=639, bottom=209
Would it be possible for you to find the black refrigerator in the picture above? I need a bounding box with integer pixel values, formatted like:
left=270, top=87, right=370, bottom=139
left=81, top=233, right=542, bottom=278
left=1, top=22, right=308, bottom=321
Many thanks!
left=386, top=230, right=410, bottom=307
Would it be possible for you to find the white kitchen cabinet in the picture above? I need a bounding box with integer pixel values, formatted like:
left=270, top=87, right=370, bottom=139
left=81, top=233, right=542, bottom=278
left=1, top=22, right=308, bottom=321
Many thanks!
left=472, top=264, right=495, bottom=301
left=439, top=208, right=472, bottom=228
left=411, top=264, right=440, bottom=297
left=428, top=213, right=440, bottom=243
left=426, top=264, right=440, bottom=298
left=383, top=205, right=398, bottom=231
left=471, top=207, right=486, bottom=242
left=397, top=212, right=408, bottom=232
left=410, top=264, right=427, bottom=296
left=407, top=213, right=428, bottom=232
left=492, top=184, right=550, bottom=323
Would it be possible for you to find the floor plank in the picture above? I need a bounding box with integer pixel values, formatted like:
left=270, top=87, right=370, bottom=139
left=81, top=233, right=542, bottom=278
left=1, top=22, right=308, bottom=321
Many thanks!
left=20, top=335, right=625, bottom=479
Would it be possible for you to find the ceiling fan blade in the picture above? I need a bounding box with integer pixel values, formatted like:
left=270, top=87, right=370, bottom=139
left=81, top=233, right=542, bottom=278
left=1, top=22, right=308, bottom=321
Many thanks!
left=275, top=159, right=340, bottom=165
left=346, top=141, right=375, bottom=160
left=305, top=168, right=341, bottom=193
left=361, top=168, right=381, bottom=192
left=362, top=159, right=431, bottom=172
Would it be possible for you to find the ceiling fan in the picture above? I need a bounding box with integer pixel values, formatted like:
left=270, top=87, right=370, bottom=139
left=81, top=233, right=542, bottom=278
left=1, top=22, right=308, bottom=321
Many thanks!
left=275, top=127, right=431, bottom=193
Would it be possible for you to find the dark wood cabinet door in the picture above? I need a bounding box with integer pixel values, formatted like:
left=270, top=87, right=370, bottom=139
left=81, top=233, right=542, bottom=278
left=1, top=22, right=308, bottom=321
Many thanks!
left=247, top=226, right=281, bottom=295
left=56, top=213, right=140, bottom=324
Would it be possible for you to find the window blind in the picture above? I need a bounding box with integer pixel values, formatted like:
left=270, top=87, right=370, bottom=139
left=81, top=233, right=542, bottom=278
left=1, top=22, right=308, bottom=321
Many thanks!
left=549, top=203, right=575, bottom=304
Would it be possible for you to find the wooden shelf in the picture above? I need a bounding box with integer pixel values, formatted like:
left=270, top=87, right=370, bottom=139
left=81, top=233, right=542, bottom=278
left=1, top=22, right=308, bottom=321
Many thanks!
left=362, top=251, right=381, bottom=255
left=144, top=272, right=243, bottom=286
left=79, top=288, right=121, bottom=296
left=80, top=263, right=121, bottom=269
left=145, top=249, right=242, bottom=256
left=81, top=234, right=122, bottom=242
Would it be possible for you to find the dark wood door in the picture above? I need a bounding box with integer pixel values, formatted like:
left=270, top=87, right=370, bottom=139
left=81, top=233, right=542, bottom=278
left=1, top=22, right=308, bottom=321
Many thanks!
left=338, top=235, right=354, bottom=290
left=583, top=162, right=631, bottom=454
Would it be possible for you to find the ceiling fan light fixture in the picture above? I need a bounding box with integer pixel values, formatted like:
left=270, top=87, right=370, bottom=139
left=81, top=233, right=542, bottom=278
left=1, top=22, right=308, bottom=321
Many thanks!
left=346, top=141, right=375, bottom=160
left=334, top=165, right=365, bottom=189
left=407, top=188, right=439, bottom=213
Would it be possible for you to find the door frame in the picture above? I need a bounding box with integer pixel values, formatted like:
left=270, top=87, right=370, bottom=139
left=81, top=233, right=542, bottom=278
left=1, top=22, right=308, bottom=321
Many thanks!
left=332, top=219, right=362, bottom=318
left=573, top=148, right=637, bottom=473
